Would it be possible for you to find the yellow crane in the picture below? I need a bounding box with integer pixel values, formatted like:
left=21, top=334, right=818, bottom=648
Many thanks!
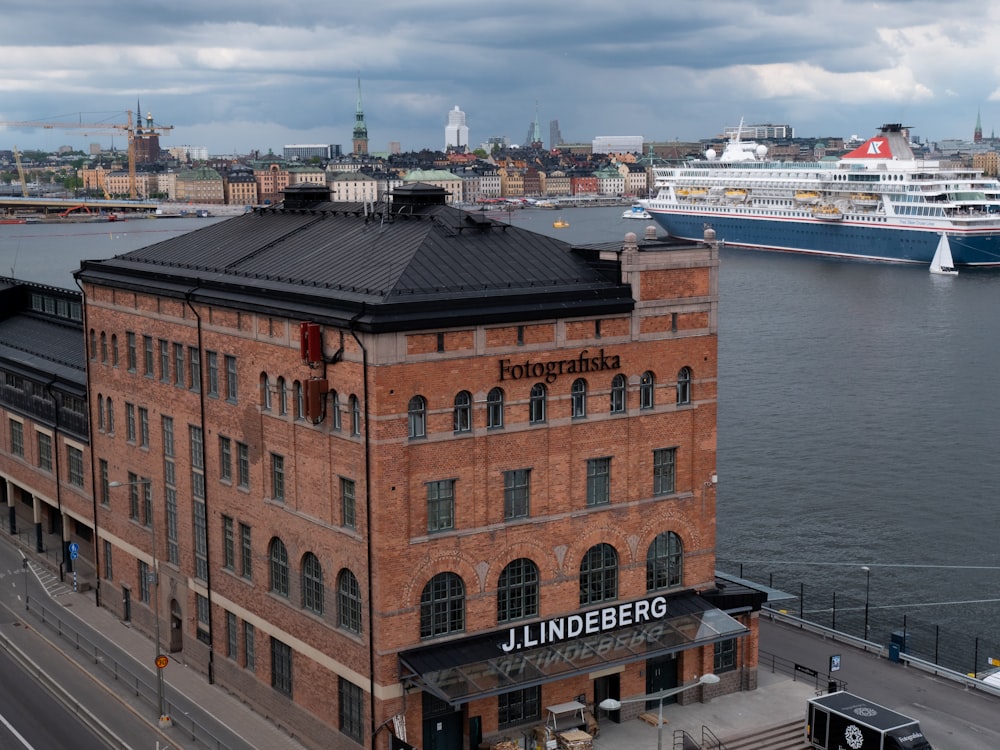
left=0, top=110, right=172, bottom=199
left=12, top=146, right=28, bottom=198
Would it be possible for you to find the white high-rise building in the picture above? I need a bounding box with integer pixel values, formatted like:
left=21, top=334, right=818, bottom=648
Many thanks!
left=445, top=105, right=470, bottom=151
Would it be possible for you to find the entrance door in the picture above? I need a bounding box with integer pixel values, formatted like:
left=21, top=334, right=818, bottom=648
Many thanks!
left=169, top=599, right=183, bottom=652
left=122, top=587, right=132, bottom=622
left=646, top=654, right=679, bottom=710
left=594, top=673, right=621, bottom=723
left=422, top=693, right=463, bottom=750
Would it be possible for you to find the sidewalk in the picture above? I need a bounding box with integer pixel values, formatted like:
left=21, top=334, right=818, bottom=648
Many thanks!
left=19, top=559, right=309, bottom=750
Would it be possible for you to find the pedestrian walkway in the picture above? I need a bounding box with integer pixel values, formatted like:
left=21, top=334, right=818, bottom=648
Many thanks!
left=18, top=557, right=309, bottom=750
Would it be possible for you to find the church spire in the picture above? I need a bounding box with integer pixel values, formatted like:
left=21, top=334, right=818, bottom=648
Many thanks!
left=975, top=107, right=983, bottom=144
left=352, top=75, right=369, bottom=156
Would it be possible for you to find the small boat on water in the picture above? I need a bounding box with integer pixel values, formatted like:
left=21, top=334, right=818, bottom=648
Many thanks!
left=623, top=204, right=652, bottom=220
left=929, top=233, right=958, bottom=275
left=552, top=218, right=570, bottom=228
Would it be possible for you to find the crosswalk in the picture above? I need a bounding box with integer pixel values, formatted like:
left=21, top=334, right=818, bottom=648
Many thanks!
left=27, top=562, right=75, bottom=599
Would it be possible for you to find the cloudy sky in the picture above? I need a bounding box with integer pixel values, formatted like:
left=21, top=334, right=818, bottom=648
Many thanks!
left=0, top=1, right=996, bottom=156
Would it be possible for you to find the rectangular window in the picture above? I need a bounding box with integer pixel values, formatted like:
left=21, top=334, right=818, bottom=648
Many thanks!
left=653, top=448, right=676, bottom=496
left=427, top=479, right=455, bottom=533
left=193, top=500, right=208, bottom=581
left=222, top=515, right=234, bottom=570
left=128, top=471, right=139, bottom=520
left=196, top=593, right=211, bottom=644
left=271, top=638, right=293, bottom=696
left=190, top=426, right=205, bottom=500
left=138, top=560, right=150, bottom=603
left=237, top=442, right=250, bottom=490
left=341, top=477, right=356, bottom=529
left=125, top=403, right=136, bottom=443
left=504, top=469, right=530, bottom=519
left=226, top=611, right=238, bottom=660
left=188, top=347, right=201, bottom=392
left=138, top=406, right=149, bottom=448
left=243, top=621, right=255, bottom=671
left=143, top=335, right=154, bottom=378
left=165, top=486, right=179, bottom=565
left=219, top=436, right=232, bottom=482
left=339, top=677, right=364, bottom=743
left=206, top=351, right=219, bottom=397
left=103, top=540, right=113, bottom=580
left=173, top=343, right=185, bottom=387
left=239, top=522, right=252, bottom=579
left=225, top=354, right=238, bottom=402
left=271, top=453, right=284, bottom=501
left=126, top=332, right=137, bottom=372
left=159, top=339, right=170, bottom=382
left=142, top=480, right=152, bottom=528
left=67, top=445, right=84, bottom=487
left=586, top=457, right=611, bottom=506
left=714, top=638, right=737, bottom=674
left=10, top=420, right=23, bottom=457
left=498, top=685, right=541, bottom=729
left=99, top=458, right=109, bottom=506
left=33, top=431, right=51, bottom=471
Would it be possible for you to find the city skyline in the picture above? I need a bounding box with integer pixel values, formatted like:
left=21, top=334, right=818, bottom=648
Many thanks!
left=1, top=2, right=999, bottom=155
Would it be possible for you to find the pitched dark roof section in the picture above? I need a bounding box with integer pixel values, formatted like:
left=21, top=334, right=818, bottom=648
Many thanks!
left=75, top=186, right=635, bottom=332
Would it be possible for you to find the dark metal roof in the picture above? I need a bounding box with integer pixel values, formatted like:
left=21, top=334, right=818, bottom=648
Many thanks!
left=75, top=192, right=636, bottom=332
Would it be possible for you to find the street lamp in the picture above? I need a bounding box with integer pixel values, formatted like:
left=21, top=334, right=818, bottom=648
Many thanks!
left=109, top=479, right=172, bottom=728
left=599, top=673, right=720, bottom=750
left=861, top=566, right=871, bottom=638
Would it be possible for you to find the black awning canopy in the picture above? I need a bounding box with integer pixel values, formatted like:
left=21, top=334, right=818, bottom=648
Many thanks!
left=399, top=592, right=748, bottom=706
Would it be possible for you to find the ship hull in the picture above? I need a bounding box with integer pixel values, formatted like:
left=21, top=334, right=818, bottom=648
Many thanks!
left=646, top=207, right=1000, bottom=267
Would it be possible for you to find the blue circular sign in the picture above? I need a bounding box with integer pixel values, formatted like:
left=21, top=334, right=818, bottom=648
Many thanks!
left=68, top=542, right=79, bottom=560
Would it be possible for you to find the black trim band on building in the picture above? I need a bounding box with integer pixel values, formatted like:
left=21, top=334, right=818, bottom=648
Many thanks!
left=399, top=591, right=748, bottom=707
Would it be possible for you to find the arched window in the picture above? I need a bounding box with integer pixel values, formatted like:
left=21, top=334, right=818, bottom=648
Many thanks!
left=330, top=390, right=342, bottom=431
left=487, top=388, right=504, bottom=429
left=89, top=329, right=97, bottom=360
left=497, top=558, right=539, bottom=623
left=677, top=367, right=692, bottom=405
left=529, top=383, right=546, bottom=424
left=97, top=394, right=105, bottom=431
left=453, top=391, right=472, bottom=433
left=349, top=394, right=361, bottom=436
left=111, top=334, right=118, bottom=367
left=301, top=552, right=324, bottom=614
left=294, top=381, right=304, bottom=419
left=646, top=531, right=683, bottom=591
left=579, top=543, right=618, bottom=606
left=337, top=569, right=362, bottom=633
left=261, top=373, right=272, bottom=410
left=269, top=538, right=289, bottom=597
left=105, top=398, right=115, bottom=434
left=640, top=371, right=655, bottom=410
left=277, top=377, right=288, bottom=415
left=408, top=395, right=427, bottom=438
left=100, top=332, right=108, bottom=363
left=420, top=572, right=465, bottom=638
left=571, top=379, right=587, bottom=418
left=610, top=374, right=626, bottom=414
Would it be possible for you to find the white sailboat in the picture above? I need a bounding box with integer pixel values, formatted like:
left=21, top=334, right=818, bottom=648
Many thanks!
left=929, top=233, right=958, bottom=275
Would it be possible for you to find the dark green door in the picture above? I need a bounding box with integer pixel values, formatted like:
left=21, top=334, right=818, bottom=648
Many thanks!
left=646, top=653, right=679, bottom=710
left=423, top=693, right=463, bottom=750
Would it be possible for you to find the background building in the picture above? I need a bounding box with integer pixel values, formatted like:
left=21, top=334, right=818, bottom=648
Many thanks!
left=445, top=106, right=470, bottom=152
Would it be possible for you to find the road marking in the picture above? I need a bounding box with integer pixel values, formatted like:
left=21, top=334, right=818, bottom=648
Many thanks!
left=0, top=709, right=37, bottom=749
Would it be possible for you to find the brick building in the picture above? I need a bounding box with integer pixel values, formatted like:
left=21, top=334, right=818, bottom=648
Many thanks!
left=0, top=183, right=765, bottom=750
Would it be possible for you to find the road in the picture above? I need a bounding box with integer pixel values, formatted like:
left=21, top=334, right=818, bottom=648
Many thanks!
left=761, top=618, right=1000, bottom=748
left=0, top=642, right=109, bottom=750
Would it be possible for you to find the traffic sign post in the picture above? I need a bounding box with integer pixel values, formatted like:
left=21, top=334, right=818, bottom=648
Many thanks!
left=155, top=655, right=169, bottom=669
left=68, top=542, right=79, bottom=559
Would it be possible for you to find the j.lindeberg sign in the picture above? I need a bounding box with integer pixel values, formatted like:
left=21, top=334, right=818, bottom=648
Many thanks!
left=498, top=349, right=621, bottom=384
left=499, top=594, right=673, bottom=653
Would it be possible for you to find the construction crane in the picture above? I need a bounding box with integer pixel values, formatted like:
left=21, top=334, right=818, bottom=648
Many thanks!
left=0, top=110, right=172, bottom=199
left=12, top=146, right=28, bottom=198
